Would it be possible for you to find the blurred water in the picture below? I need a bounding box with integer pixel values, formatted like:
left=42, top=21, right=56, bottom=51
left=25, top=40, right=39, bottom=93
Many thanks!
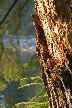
left=18, top=49, right=36, bottom=63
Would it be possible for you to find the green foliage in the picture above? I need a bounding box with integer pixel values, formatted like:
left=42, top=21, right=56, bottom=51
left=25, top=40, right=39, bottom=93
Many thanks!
left=28, top=53, right=40, bottom=70
left=0, top=48, right=25, bottom=91
left=0, top=50, right=48, bottom=107
left=18, top=76, right=42, bottom=89
left=0, top=1, right=48, bottom=107
left=15, top=53, right=48, bottom=108
left=0, top=104, right=6, bottom=108
left=20, top=0, right=36, bottom=36
left=16, top=84, right=48, bottom=108
left=0, top=0, right=36, bottom=37
left=0, top=78, right=7, bottom=91
left=16, top=101, right=48, bottom=108
left=0, top=0, right=6, bottom=12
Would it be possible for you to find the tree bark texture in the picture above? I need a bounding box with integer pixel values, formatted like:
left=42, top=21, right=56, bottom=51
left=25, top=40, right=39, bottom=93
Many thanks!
left=32, top=0, right=72, bottom=107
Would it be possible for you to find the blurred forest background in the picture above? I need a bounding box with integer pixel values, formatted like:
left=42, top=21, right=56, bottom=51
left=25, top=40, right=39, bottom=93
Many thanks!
left=0, top=0, right=48, bottom=108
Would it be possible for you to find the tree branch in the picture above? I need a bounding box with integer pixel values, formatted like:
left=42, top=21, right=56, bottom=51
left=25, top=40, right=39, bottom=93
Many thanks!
left=0, top=0, right=19, bottom=27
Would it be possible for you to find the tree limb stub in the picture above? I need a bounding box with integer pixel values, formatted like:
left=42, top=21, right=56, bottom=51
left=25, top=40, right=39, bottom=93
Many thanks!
left=32, top=0, right=72, bottom=107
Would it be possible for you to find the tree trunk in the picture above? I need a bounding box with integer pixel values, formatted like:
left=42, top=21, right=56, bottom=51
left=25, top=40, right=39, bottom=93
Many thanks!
left=32, top=0, right=72, bottom=107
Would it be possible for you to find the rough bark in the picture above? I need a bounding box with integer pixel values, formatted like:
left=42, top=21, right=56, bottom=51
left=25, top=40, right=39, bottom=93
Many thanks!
left=32, top=0, right=72, bottom=107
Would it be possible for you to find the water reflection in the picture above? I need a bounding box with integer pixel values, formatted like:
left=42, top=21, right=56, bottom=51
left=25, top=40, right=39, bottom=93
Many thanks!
left=0, top=94, right=5, bottom=107
left=18, top=50, right=36, bottom=63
